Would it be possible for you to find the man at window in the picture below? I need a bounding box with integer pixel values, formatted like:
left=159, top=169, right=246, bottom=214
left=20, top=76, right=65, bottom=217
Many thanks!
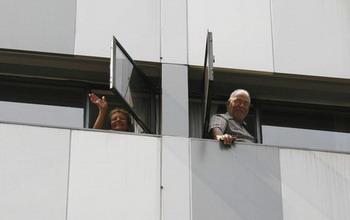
left=209, top=89, right=255, bottom=144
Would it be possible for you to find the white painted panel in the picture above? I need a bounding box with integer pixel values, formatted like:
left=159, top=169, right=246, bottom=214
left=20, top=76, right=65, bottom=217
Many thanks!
left=74, top=0, right=160, bottom=61
left=0, top=101, right=84, bottom=128
left=272, top=0, right=350, bottom=78
left=0, top=123, right=70, bottom=220
left=161, top=0, right=188, bottom=64
left=188, top=0, right=273, bottom=71
left=191, top=139, right=283, bottom=220
left=263, top=125, right=350, bottom=152
left=67, top=131, right=161, bottom=220
left=0, top=0, right=76, bottom=54
left=161, top=64, right=189, bottom=136
left=280, top=149, right=350, bottom=220
left=161, top=136, right=190, bottom=220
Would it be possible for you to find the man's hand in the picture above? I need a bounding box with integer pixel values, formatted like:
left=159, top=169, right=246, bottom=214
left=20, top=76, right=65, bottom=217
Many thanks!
left=211, top=127, right=236, bottom=145
left=216, top=134, right=236, bottom=145
left=89, top=93, right=108, bottom=113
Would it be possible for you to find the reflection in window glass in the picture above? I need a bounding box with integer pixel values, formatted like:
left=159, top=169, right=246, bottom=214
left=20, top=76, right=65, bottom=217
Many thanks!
left=0, top=101, right=84, bottom=128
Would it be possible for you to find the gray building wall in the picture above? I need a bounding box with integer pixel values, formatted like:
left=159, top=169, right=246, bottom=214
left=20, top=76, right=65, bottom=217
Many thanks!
left=1, top=122, right=350, bottom=220
left=0, top=0, right=76, bottom=54
left=1, top=0, right=350, bottom=79
left=191, top=139, right=283, bottom=220
left=0, top=124, right=70, bottom=220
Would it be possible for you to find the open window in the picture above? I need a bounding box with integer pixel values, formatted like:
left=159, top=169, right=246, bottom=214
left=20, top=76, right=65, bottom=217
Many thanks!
left=202, top=31, right=215, bottom=138
left=110, top=36, right=157, bottom=134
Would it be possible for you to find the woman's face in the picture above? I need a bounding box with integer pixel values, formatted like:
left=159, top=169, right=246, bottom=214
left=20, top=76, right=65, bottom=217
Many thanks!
left=110, top=111, right=129, bottom=131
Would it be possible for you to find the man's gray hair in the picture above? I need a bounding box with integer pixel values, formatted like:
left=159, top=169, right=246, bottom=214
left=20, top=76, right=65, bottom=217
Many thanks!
left=229, top=89, right=251, bottom=102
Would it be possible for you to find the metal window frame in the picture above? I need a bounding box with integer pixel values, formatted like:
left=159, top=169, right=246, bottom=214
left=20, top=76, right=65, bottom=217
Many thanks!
left=110, top=36, right=157, bottom=134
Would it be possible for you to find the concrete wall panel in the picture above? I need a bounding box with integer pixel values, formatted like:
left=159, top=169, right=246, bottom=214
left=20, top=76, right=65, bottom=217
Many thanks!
left=280, top=149, right=350, bottom=220
left=188, top=0, right=273, bottom=71
left=67, top=130, right=161, bottom=220
left=74, top=0, right=160, bottom=61
left=161, top=136, right=191, bottom=220
left=191, top=139, right=283, bottom=220
left=272, top=0, right=350, bottom=78
left=0, top=123, right=70, bottom=220
left=160, top=0, right=188, bottom=64
left=0, top=0, right=76, bottom=54
left=161, top=64, right=189, bottom=136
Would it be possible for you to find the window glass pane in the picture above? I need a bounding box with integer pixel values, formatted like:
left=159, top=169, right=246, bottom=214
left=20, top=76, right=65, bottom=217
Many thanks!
left=0, top=101, right=84, bottom=128
left=0, top=81, right=85, bottom=108
left=110, top=37, right=156, bottom=133
left=262, top=125, right=350, bottom=151
left=261, top=103, right=350, bottom=150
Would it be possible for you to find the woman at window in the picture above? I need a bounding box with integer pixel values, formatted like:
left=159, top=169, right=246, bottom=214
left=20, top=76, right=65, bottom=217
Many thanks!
left=88, top=93, right=133, bottom=132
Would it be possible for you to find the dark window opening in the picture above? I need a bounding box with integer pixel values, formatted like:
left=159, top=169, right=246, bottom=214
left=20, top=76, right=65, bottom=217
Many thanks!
left=261, top=102, right=350, bottom=134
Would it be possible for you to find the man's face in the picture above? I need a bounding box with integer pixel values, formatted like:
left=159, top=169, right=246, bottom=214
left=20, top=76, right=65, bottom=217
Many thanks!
left=110, top=111, right=129, bottom=131
left=227, top=93, right=250, bottom=123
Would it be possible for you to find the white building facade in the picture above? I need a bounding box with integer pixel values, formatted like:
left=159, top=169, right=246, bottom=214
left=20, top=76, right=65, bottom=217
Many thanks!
left=1, top=0, right=350, bottom=219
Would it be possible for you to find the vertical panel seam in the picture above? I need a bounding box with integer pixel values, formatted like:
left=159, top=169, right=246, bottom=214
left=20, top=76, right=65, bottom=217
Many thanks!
left=73, top=0, right=78, bottom=54
left=185, top=0, right=189, bottom=64
left=278, top=148, right=285, bottom=220
left=159, top=0, right=163, bottom=62
left=65, top=129, right=73, bottom=220
left=188, top=138, right=192, bottom=220
left=269, top=0, right=276, bottom=72
left=160, top=137, right=164, bottom=220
